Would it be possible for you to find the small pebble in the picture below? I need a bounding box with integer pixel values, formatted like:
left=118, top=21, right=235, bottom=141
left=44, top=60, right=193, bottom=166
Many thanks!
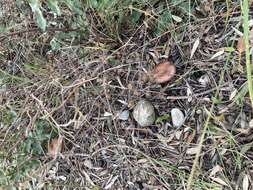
left=198, top=74, right=210, bottom=87
left=118, top=110, right=129, bottom=121
left=133, top=99, right=155, bottom=127
left=171, top=108, right=185, bottom=128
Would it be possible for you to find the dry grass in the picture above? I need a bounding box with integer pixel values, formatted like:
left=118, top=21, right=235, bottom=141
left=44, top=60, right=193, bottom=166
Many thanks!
left=1, top=0, right=253, bottom=189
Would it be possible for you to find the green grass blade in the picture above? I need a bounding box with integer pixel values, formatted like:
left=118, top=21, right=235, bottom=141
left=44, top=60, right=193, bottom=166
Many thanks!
left=242, top=0, right=253, bottom=109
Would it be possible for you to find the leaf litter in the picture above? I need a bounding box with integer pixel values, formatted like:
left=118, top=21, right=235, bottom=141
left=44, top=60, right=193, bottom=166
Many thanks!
left=1, top=1, right=253, bottom=189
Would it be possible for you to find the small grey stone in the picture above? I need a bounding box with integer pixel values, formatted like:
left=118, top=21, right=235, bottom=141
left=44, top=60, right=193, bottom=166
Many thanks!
left=118, top=110, right=129, bottom=121
left=198, top=74, right=210, bottom=87
left=171, top=108, right=185, bottom=127
left=133, top=99, right=155, bottom=127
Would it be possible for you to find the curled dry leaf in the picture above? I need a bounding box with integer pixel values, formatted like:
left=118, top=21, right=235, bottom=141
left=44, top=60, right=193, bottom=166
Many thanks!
left=152, top=61, right=176, bottom=84
left=48, top=136, right=63, bottom=158
left=190, top=37, right=200, bottom=59
left=236, top=28, right=253, bottom=53
left=237, top=36, right=245, bottom=53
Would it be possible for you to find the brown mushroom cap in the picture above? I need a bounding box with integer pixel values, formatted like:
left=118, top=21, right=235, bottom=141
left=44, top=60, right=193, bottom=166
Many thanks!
left=152, top=61, right=176, bottom=83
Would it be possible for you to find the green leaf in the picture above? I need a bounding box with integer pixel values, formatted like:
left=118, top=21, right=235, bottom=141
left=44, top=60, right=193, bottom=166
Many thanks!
left=28, top=0, right=40, bottom=12
left=171, top=0, right=191, bottom=15
left=89, top=0, right=98, bottom=8
left=156, top=10, right=172, bottom=35
left=156, top=114, right=170, bottom=124
left=47, top=0, right=61, bottom=16
left=50, top=37, right=61, bottom=50
left=28, top=0, right=47, bottom=31
left=35, top=10, right=47, bottom=31
left=131, top=10, right=142, bottom=24
left=62, top=0, right=82, bottom=14
left=0, top=26, right=7, bottom=33
left=1, top=108, right=17, bottom=126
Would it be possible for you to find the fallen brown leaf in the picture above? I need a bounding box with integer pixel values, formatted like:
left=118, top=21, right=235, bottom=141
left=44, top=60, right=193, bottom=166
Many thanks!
left=186, top=129, right=196, bottom=143
left=152, top=61, right=176, bottom=84
left=236, top=29, right=253, bottom=53
left=48, top=136, right=63, bottom=159
left=237, top=36, right=245, bottom=54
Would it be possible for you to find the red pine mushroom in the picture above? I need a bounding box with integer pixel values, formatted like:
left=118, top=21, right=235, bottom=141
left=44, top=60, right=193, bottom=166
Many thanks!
left=152, top=61, right=176, bottom=83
